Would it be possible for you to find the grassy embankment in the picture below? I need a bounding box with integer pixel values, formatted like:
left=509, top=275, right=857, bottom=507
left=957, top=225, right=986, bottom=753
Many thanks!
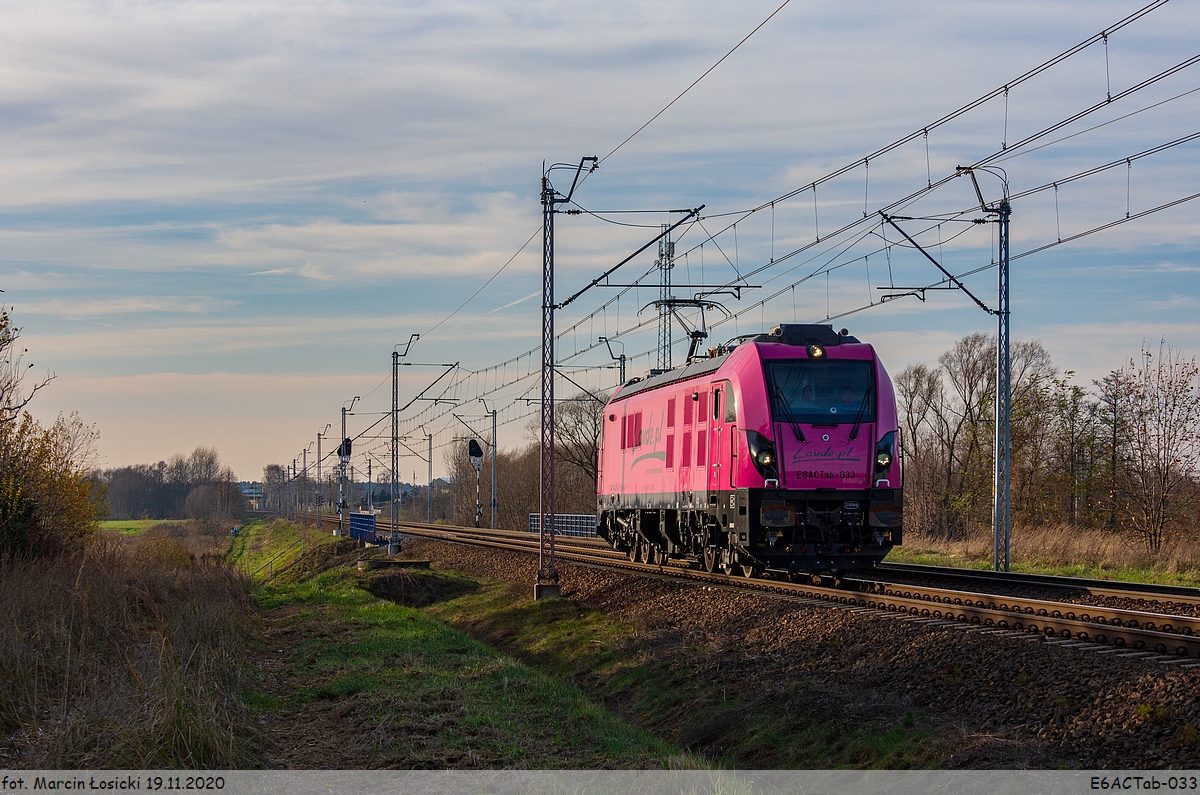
left=422, top=567, right=939, bottom=768
left=890, top=523, right=1200, bottom=587
left=236, top=521, right=940, bottom=768
left=20, top=513, right=1186, bottom=768
left=233, top=519, right=685, bottom=768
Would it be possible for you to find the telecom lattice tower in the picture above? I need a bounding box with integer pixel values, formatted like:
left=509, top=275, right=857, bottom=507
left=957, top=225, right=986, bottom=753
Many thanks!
left=656, top=225, right=674, bottom=372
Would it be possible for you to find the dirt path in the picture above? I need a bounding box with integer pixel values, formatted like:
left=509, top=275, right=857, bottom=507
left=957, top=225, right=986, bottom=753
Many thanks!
left=252, top=604, right=381, bottom=768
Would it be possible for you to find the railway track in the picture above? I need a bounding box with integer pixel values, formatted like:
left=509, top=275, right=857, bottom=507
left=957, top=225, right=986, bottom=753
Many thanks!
left=876, top=561, right=1200, bottom=608
left=302, top=515, right=1200, bottom=663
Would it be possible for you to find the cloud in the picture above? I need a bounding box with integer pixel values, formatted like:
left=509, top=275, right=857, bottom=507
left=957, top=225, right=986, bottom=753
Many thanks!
left=489, top=290, right=539, bottom=313
left=24, top=296, right=234, bottom=317
left=4, top=0, right=1200, bottom=479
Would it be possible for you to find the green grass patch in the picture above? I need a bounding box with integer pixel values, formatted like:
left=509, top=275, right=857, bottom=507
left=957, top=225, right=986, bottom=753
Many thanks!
left=228, top=518, right=342, bottom=579
left=240, top=522, right=683, bottom=768
left=426, top=578, right=945, bottom=769
left=99, top=518, right=189, bottom=535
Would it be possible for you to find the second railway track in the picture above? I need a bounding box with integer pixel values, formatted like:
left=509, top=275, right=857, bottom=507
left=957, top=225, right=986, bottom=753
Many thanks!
left=306, top=515, right=1200, bottom=662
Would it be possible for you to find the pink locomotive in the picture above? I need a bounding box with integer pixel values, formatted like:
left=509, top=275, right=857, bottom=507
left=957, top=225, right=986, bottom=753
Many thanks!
left=597, top=323, right=902, bottom=578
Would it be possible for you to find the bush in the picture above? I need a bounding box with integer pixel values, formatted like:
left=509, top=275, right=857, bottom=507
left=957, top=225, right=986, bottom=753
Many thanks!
left=0, top=413, right=105, bottom=557
left=0, top=534, right=259, bottom=767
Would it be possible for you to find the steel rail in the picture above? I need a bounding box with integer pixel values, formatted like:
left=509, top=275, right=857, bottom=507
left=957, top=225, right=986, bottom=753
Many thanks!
left=856, top=578, right=1200, bottom=641
left=353, top=518, right=1200, bottom=659
left=876, top=561, right=1200, bottom=607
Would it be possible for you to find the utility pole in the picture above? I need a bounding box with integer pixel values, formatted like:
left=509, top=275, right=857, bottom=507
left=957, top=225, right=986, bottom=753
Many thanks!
left=888, top=167, right=1012, bottom=572
left=316, top=423, right=330, bottom=528
left=425, top=428, right=433, bottom=524
left=656, top=224, right=674, bottom=372
left=392, top=349, right=400, bottom=537
left=481, top=398, right=497, bottom=530
left=301, top=447, right=309, bottom=518
left=600, top=336, right=626, bottom=385
left=538, top=156, right=596, bottom=600
left=993, top=199, right=1012, bottom=573
left=338, top=396, right=359, bottom=536
left=366, top=458, right=372, bottom=512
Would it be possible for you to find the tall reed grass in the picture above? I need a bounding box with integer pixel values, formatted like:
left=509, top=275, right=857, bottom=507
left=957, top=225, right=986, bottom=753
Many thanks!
left=904, top=521, right=1200, bottom=578
left=0, top=526, right=260, bottom=767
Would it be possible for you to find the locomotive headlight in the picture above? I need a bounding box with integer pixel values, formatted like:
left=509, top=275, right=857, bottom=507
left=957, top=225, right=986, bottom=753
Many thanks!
left=806, top=343, right=826, bottom=359
left=875, top=431, right=897, bottom=474
left=746, top=431, right=779, bottom=480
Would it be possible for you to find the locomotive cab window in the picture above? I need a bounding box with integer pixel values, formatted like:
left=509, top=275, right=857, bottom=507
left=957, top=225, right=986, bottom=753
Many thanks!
left=765, top=360, right=875, bottom=424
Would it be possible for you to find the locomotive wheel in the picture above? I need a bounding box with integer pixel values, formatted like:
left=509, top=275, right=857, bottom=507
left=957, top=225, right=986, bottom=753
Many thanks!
left=702, top=547, right=719, bottom=573
left=646, top=544, right=661, bottom=566
left=627, top=540, right=639, bottom=563
left=739, top=561, right=759, bottom=579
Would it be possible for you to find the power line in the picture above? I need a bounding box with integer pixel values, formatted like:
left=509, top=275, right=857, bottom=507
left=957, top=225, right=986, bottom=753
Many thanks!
left=420, top=226, right=540, bottom=340
left=600, top=0, right=794, bottom=165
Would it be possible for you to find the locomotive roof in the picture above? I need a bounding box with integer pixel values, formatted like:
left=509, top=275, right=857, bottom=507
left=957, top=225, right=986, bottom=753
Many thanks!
left=607, top=323, right=866, bottom=404
left=608, top=352, right=730, bottom=403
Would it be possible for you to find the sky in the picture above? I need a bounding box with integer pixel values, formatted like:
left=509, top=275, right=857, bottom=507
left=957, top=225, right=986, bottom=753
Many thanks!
left=4, top=0, right=1198, bottom=482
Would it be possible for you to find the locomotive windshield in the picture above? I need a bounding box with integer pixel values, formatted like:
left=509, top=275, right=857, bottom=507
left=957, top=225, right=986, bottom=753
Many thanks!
left=765, top=360, right=875, bottom=424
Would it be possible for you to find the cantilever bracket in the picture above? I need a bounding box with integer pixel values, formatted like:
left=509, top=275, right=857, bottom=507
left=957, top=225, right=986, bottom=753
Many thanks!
left=879, top=213, right=995, bottom=315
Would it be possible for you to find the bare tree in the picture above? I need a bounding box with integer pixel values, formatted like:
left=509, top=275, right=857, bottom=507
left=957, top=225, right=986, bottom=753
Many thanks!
left=894, top=363, right=946, bottom=533
left=555, top=391, right=609, bottom=490
left=1119, top=342, right=1200, bottom=551
left=262, top=464, right=286, bottom=513
left=0, top=307, right=54, bottom=427
left=1094, top=371, right=1135, bottom=528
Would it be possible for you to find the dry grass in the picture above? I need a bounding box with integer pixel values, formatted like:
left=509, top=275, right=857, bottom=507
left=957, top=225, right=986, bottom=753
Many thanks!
left=0, top=526, right=260, bottom=768
left=901, top=521, right=1200, bottom=581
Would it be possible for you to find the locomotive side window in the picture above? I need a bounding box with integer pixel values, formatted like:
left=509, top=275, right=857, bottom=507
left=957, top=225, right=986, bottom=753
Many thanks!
left=697, top=391, right=707, bottom=423
left=666, top=433, right=674, bottom=469
left=682, top=430, right=692, bottom=467
left=722, top=380, right=737, bottom=423
left=667, top=397, right=676, bottom=428
left=712, top=388, right=721, bottom=421
left=683, top=393, right=693, bottom=425
left=621, top=412, right=644, bottom=448
left=765, top=360, right=875, bottom=424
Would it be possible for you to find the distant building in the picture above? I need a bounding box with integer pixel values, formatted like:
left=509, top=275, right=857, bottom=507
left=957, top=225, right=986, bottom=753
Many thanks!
left=238, top=481, right=264, bottom=510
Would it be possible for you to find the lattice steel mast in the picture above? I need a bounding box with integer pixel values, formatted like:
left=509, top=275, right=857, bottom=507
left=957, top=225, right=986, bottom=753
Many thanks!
left=656, top=225, right=674, bottom=372
left=537, top=156, right=597, bottom=600
left=993, top=199, right=1012, bottom=572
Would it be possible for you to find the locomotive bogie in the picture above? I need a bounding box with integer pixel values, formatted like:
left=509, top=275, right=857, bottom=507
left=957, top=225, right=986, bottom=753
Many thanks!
left=596, top=323, right=904, bottom=576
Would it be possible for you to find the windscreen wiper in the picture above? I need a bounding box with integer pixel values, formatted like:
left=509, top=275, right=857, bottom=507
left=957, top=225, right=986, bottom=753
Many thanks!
left=772, top=384, right=805, bottom=442
left=848, top=385, right=873, bottom=441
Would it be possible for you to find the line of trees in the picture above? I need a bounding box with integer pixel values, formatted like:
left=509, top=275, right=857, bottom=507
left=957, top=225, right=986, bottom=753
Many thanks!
left=377, top=335, right=1200, bottom=559
left=443, top=394, right=605, bottom=529
left=100, top=446, right=249, bottom=521
left=898, top=335, right=1200, bottom=551
left=0, top=308, right=106, bottom=556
